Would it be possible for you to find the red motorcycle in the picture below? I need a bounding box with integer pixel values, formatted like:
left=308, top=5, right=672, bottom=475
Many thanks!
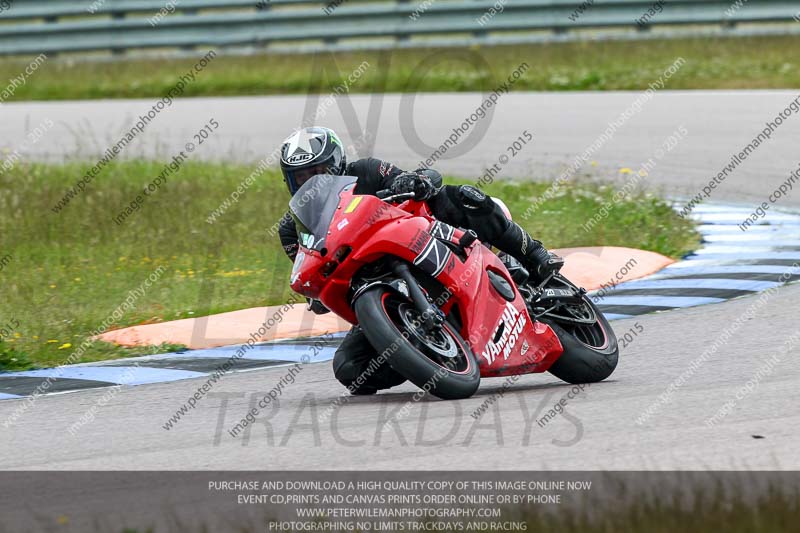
left=289, top=175, right=618, bottom=400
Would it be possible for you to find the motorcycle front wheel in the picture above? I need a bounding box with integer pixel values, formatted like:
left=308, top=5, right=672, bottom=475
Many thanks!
left=354, top=287, right=480, bottom=400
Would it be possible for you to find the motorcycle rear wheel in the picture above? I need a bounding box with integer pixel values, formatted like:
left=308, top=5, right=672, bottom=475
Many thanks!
left=541, top=277, right=619, bottom=384
left=354, top=287, right=480, bottom=400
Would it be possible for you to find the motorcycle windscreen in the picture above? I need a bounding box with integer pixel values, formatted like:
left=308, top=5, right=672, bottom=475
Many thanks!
left=289, top=174, right=357, bottom=252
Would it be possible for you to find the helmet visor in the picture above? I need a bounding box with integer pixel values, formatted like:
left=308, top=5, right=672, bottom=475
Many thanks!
left=284, top=162, right=337, bottom=195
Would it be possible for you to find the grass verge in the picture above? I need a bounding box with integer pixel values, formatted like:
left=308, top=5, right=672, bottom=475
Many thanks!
left=0, top=160, right=698, bottom=370
left=3, top=35, right=800, bottom=100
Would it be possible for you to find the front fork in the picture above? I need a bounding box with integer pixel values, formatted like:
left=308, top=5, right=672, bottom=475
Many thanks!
left=391, top=261, right=445, bottom=332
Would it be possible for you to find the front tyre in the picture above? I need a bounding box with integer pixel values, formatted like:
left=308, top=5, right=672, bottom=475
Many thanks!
left=544, top=291, right=619, bottom=384
left=354, top=287, right=480, bottom=400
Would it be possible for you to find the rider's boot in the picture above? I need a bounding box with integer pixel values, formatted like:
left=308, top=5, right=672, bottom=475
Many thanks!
left=493, top=221, right=564, bottom=282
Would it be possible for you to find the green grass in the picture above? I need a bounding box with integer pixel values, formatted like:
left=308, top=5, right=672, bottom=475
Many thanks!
left=3, top=34, right=800, bottom=100
left=0, top=160, right=698, bottom=370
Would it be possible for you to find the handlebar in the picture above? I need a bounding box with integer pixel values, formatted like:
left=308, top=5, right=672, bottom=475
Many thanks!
left=376, top=190, right=417, bottom=203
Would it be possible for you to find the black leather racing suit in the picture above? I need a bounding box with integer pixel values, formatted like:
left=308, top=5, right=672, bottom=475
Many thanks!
left=278, top=157, right=543, bottom=394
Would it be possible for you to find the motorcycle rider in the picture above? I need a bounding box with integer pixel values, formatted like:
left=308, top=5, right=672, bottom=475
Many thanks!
left=278, top=126, right=563, bottom=395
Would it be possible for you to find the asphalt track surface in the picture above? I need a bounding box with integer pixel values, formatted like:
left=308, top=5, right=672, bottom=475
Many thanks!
left=4, top=90, right=800, bottom=201
left=2, top=203, right=798, bottom=399
left=2, top=283, right=799, bottom=470
left=1, top=91, right=800, bottom=470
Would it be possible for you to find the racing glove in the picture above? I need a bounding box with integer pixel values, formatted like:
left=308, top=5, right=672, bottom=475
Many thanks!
left=389, top=172, right=438, bottom=201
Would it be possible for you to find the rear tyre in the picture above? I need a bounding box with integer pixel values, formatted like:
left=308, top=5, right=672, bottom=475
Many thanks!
left=354, top=287, right=480, bottom=400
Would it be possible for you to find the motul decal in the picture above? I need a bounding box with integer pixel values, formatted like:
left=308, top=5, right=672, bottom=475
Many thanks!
left=481, top=302, right=528, bottom=365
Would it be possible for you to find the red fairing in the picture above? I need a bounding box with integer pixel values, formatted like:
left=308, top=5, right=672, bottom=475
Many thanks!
left=289, top=186, right=563, bottom=377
